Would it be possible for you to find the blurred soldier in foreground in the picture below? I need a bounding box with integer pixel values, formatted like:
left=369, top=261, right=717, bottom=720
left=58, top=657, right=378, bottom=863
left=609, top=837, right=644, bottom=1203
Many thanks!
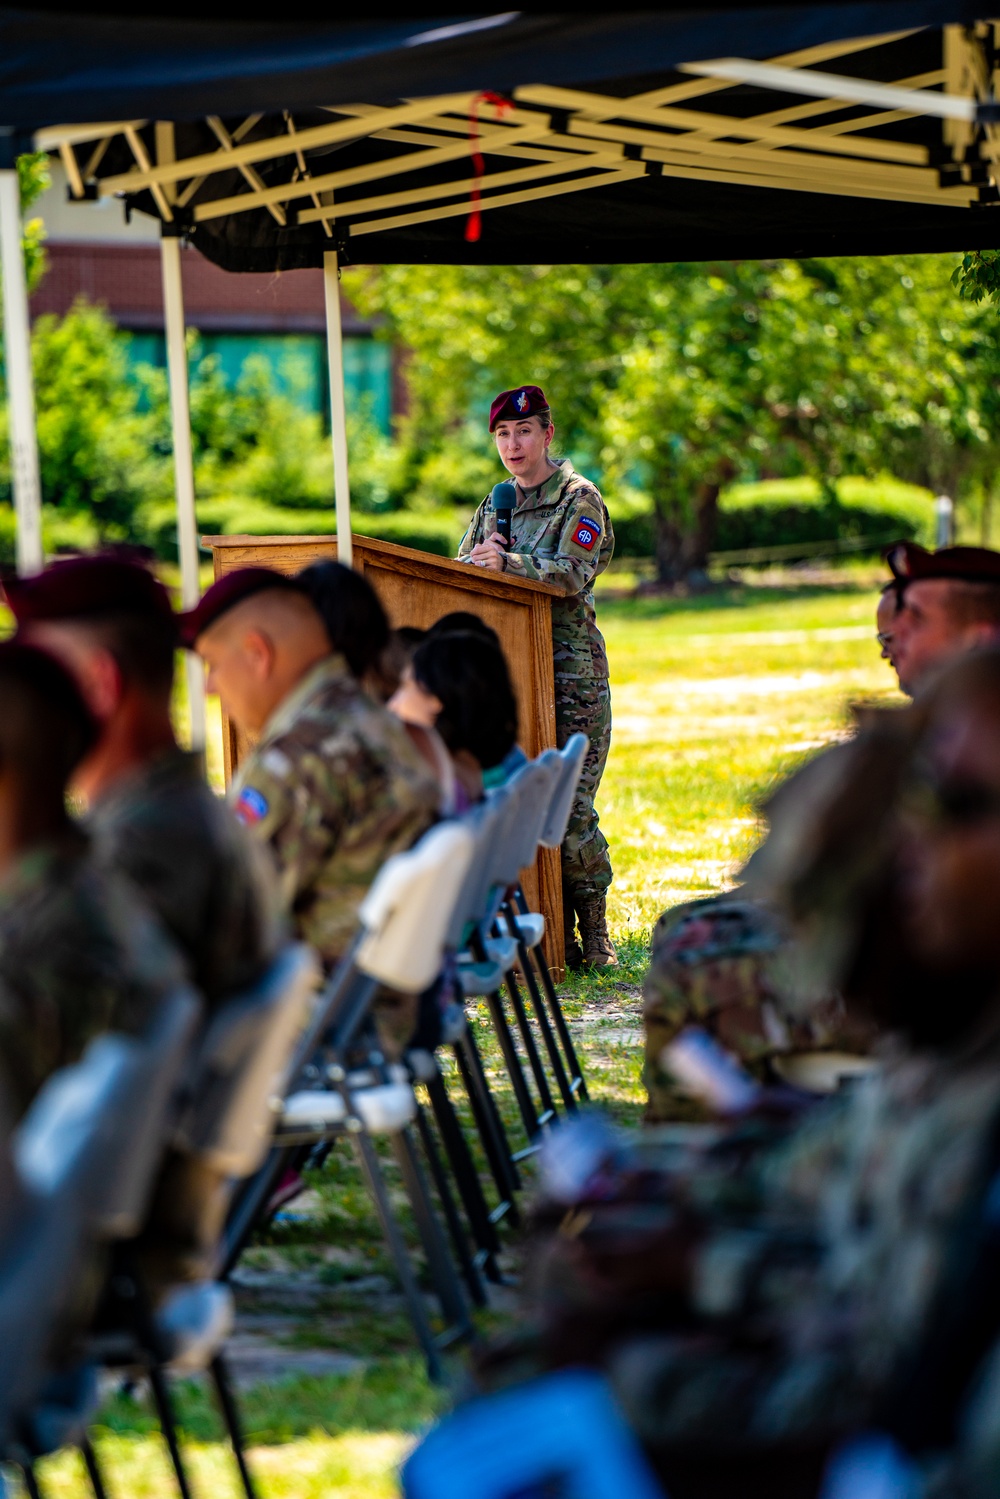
left=7, top=555, right=281, bottom=1012
left=0, top=642, right=186, bottom=1119
left=458, top=386, right=616, bottom=968
left=500, top=651, right=1000, bottom=1496
left=886, top=540, right=1000, bottom=695
left=184, top=565, right=439, bottom=1052
left=641, top=541, right=1000, bottom=1120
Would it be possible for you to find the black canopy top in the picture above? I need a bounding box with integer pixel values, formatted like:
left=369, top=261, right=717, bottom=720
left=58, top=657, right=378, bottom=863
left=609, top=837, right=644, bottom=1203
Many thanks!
left=17, top=3, right=1000, bottom=266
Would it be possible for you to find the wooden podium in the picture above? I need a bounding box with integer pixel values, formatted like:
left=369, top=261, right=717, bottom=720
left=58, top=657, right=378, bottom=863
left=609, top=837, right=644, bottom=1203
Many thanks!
left=201, top=532, right=565, bottom=974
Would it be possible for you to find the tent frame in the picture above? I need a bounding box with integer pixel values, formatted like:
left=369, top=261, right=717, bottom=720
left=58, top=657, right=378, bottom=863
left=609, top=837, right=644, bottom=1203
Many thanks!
left=4, top=19, right=1000, bottom=730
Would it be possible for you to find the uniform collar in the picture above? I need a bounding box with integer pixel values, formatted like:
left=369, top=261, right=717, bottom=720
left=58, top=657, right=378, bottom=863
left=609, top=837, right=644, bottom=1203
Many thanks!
left=260, top=651, right=354, bottom=742
left=514, top=457, right=572, bottom=513
left=88, top=745, right=202, bottom=822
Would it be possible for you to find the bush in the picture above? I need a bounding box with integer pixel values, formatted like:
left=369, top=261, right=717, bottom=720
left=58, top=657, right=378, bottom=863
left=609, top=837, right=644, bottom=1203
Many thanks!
left=605, top=476, right=936, bottom=558
left=137, top=496, right=469, bottom=563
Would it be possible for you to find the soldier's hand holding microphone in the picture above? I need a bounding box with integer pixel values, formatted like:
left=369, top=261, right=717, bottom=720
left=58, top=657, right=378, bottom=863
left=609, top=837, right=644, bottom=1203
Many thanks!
left=467, top=483, right=516, bottom=571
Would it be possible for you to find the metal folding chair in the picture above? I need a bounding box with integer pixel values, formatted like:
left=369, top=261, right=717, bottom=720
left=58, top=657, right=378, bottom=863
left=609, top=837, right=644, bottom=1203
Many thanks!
left=3, top=987, right=201, bottom=1497
left=88, top=948, right=317, bottom=1499
left=226, top=824, right=479, bottom=1381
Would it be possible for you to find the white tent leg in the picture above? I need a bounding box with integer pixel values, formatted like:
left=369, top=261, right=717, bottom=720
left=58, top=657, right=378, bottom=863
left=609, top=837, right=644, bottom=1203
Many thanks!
left=0, top=168, right=43, bottom=575
left=160, top=231, right=206, bottom=750
left=323, top=248, right=352, bottom=568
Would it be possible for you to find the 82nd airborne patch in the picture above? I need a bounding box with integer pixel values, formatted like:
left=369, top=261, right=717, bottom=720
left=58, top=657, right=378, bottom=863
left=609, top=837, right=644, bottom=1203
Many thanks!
left=572, top=517, right=600, bottom=551
left=235, top=785, right=269, bottom=826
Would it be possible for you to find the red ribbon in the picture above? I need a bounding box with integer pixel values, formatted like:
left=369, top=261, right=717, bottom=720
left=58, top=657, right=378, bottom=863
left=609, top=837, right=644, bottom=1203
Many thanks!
left=465, top=91, right=512, bottom=243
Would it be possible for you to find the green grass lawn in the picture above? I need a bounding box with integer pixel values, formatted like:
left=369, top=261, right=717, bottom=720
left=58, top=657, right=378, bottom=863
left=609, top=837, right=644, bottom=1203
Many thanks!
left=22, top=567, right=900, bottom=1499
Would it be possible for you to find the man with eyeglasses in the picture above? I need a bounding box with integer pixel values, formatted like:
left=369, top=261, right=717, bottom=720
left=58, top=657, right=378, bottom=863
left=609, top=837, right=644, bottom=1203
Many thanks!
left=884, top=541, right=1000, bottom=695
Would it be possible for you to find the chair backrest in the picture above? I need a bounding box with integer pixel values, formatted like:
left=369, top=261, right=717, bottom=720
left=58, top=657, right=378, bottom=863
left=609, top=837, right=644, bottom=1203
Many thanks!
left=443, top=793, right=509, bottom=947
left=402, top=1369, right=664, bottom=1499
left=505, top=753, right=562, bottom=878
left=539, top=734, right=588, bottom=849
left=0, top=1184, right=83, bottom=1448
left=356, top=820, right=477, bottom=993
left=14, top=985, right=200, bottom=1238
left=172, top=944, right=320, bottom=1178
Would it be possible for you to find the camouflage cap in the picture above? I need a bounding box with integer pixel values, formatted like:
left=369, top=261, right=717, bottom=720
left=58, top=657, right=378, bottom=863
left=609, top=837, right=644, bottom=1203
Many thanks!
left=179, top=566, right=299, bottom=648
left=489, top=385, right=549, bottom=432
left=4, top=555, right=175, bottom=629
left=885, top=540, right=1000, bottom=585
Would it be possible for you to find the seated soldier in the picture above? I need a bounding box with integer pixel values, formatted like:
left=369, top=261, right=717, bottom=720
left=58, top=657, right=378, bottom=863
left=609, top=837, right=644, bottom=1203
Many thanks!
left=506, top=653, right=1000, bottom=1495
left=6, top=555, right=281, bottom=1013
left=640, top=540, right=1000, bottom=1120
left=183, top=567, right=440, bottom=1050
left=0, top=642, right=187, bottom=1119
left=887, top=540, right=1000, bottom=695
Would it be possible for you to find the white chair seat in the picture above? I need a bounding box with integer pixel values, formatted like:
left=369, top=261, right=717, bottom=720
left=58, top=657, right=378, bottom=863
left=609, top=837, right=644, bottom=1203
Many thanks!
left=484, top=935, right=519, bottom=970
left=513, top=913, right=545, bottom=950
left=157, top=1282, right=234, bottom=1373
left=282, top=1082, right=417, bottom=1135
left=457, top=957, right=505, bottom=997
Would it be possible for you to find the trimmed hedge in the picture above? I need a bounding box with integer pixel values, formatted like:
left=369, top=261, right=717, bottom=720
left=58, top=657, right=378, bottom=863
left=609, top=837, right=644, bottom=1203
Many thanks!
left=606, top=476, right=936, bottom=558
left=136, top=497, right=470, bottom=561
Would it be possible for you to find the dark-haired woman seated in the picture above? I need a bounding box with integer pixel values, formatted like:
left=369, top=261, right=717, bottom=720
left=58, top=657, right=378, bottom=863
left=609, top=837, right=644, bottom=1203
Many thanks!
left=389, top=631, right=519, bottom=813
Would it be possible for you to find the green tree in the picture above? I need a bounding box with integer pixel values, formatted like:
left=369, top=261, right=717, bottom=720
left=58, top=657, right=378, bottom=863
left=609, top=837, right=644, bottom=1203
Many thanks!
left=351, top=256, right=1000, bottom=584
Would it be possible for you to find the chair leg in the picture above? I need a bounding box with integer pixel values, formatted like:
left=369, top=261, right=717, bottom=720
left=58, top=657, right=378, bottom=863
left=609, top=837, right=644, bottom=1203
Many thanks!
left=351, top=1131, right=444, bottom=1383
left=484, top=983, right=540, bottom=1140
left=453, top=1030, right=522, bottom=1224
left=414, top=1100, right=488, bottom=1306
left=219, top=1144, right=299, bottom=1279
left=147, top=1365, right=195, bottom=1499
left=80, top=1437, right=110, bottom=1499
left=210, top=1353, right=259, bottom=1499
left=502, top=966, right=557, bottom=1127
left=391, top=1125, right=473, bottom=1343
left=516, top=888, right=590, bottom=1104
left=426, top=1068, right=504, bottom=1275
left=503, top=900, right=576, bottom=1112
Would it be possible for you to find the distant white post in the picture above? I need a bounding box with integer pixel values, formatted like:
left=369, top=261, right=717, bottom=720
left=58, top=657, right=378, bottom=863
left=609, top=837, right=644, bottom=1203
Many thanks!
left=160, top=230, right=206, bottom=750
left=0, top=168, right=43, bottom=575
left=935, top=493, right=954, bottom=549
left=323, top=248, right=352, bottom=568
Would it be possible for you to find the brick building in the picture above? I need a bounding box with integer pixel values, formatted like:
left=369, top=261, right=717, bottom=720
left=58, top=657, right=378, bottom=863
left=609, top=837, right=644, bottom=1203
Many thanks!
left=30, top=160, right=395, bottom=430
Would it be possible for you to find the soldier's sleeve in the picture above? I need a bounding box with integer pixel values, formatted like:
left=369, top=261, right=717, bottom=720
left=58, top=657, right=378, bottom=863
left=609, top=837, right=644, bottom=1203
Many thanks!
left=456, top=497, right=490, bottom=560
left=230, top=739, right=348, bottom=916
left=504, top=481, right=612, bottom=596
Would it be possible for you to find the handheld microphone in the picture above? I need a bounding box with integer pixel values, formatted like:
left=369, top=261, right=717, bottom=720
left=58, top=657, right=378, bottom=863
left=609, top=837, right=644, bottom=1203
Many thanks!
left=490, top=481, right=517, bottom=546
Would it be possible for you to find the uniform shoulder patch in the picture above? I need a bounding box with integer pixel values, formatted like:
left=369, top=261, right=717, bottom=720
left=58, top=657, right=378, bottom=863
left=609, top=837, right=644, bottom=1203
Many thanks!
left=571, top=516, right=601, bottom=552
left=235, top=785, right=269, bottom=826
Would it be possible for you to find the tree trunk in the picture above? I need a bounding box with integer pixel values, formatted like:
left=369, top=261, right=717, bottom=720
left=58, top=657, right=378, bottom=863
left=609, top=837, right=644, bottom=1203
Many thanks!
left=653, top=478, right=723, bottom=587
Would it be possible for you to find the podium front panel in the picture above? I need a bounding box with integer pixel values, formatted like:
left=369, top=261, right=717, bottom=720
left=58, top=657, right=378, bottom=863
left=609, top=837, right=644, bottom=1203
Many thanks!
left=201, top=533, right=565, bottom=973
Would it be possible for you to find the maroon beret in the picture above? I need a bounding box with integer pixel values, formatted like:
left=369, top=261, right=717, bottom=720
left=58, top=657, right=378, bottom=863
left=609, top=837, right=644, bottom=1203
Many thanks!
left=3, top=555, right=175, bottom=629
left=178, top=566, right=299, bottom=648
left=885, top=541, right=1000, bottom=586
left=489, top=385, right=549, bottom=432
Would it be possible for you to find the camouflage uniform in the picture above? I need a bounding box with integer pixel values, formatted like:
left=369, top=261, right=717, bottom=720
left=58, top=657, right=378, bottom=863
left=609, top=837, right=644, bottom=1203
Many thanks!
left=458, top=459, right=615, bottom=913
left=230, top=653, right=440, bottom=1052
left=0, top=832, right=188, bottom=1120
left=519, top=1023, right=1000, bottom=1480
left=89, top=747, right=282, bottom=1013
left=642, top=893, right=872, bottom=1122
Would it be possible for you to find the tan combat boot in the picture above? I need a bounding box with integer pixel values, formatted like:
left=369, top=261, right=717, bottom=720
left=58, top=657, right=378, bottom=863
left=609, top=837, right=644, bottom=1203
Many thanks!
left=563, top=892, right=584, bottom=972
left=576, top=894, right=618, bottom=967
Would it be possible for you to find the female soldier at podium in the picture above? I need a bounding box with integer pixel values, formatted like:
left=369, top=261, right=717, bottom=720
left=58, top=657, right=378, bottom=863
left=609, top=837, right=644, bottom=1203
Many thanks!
left=458, top=386, right=616, bottom=970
